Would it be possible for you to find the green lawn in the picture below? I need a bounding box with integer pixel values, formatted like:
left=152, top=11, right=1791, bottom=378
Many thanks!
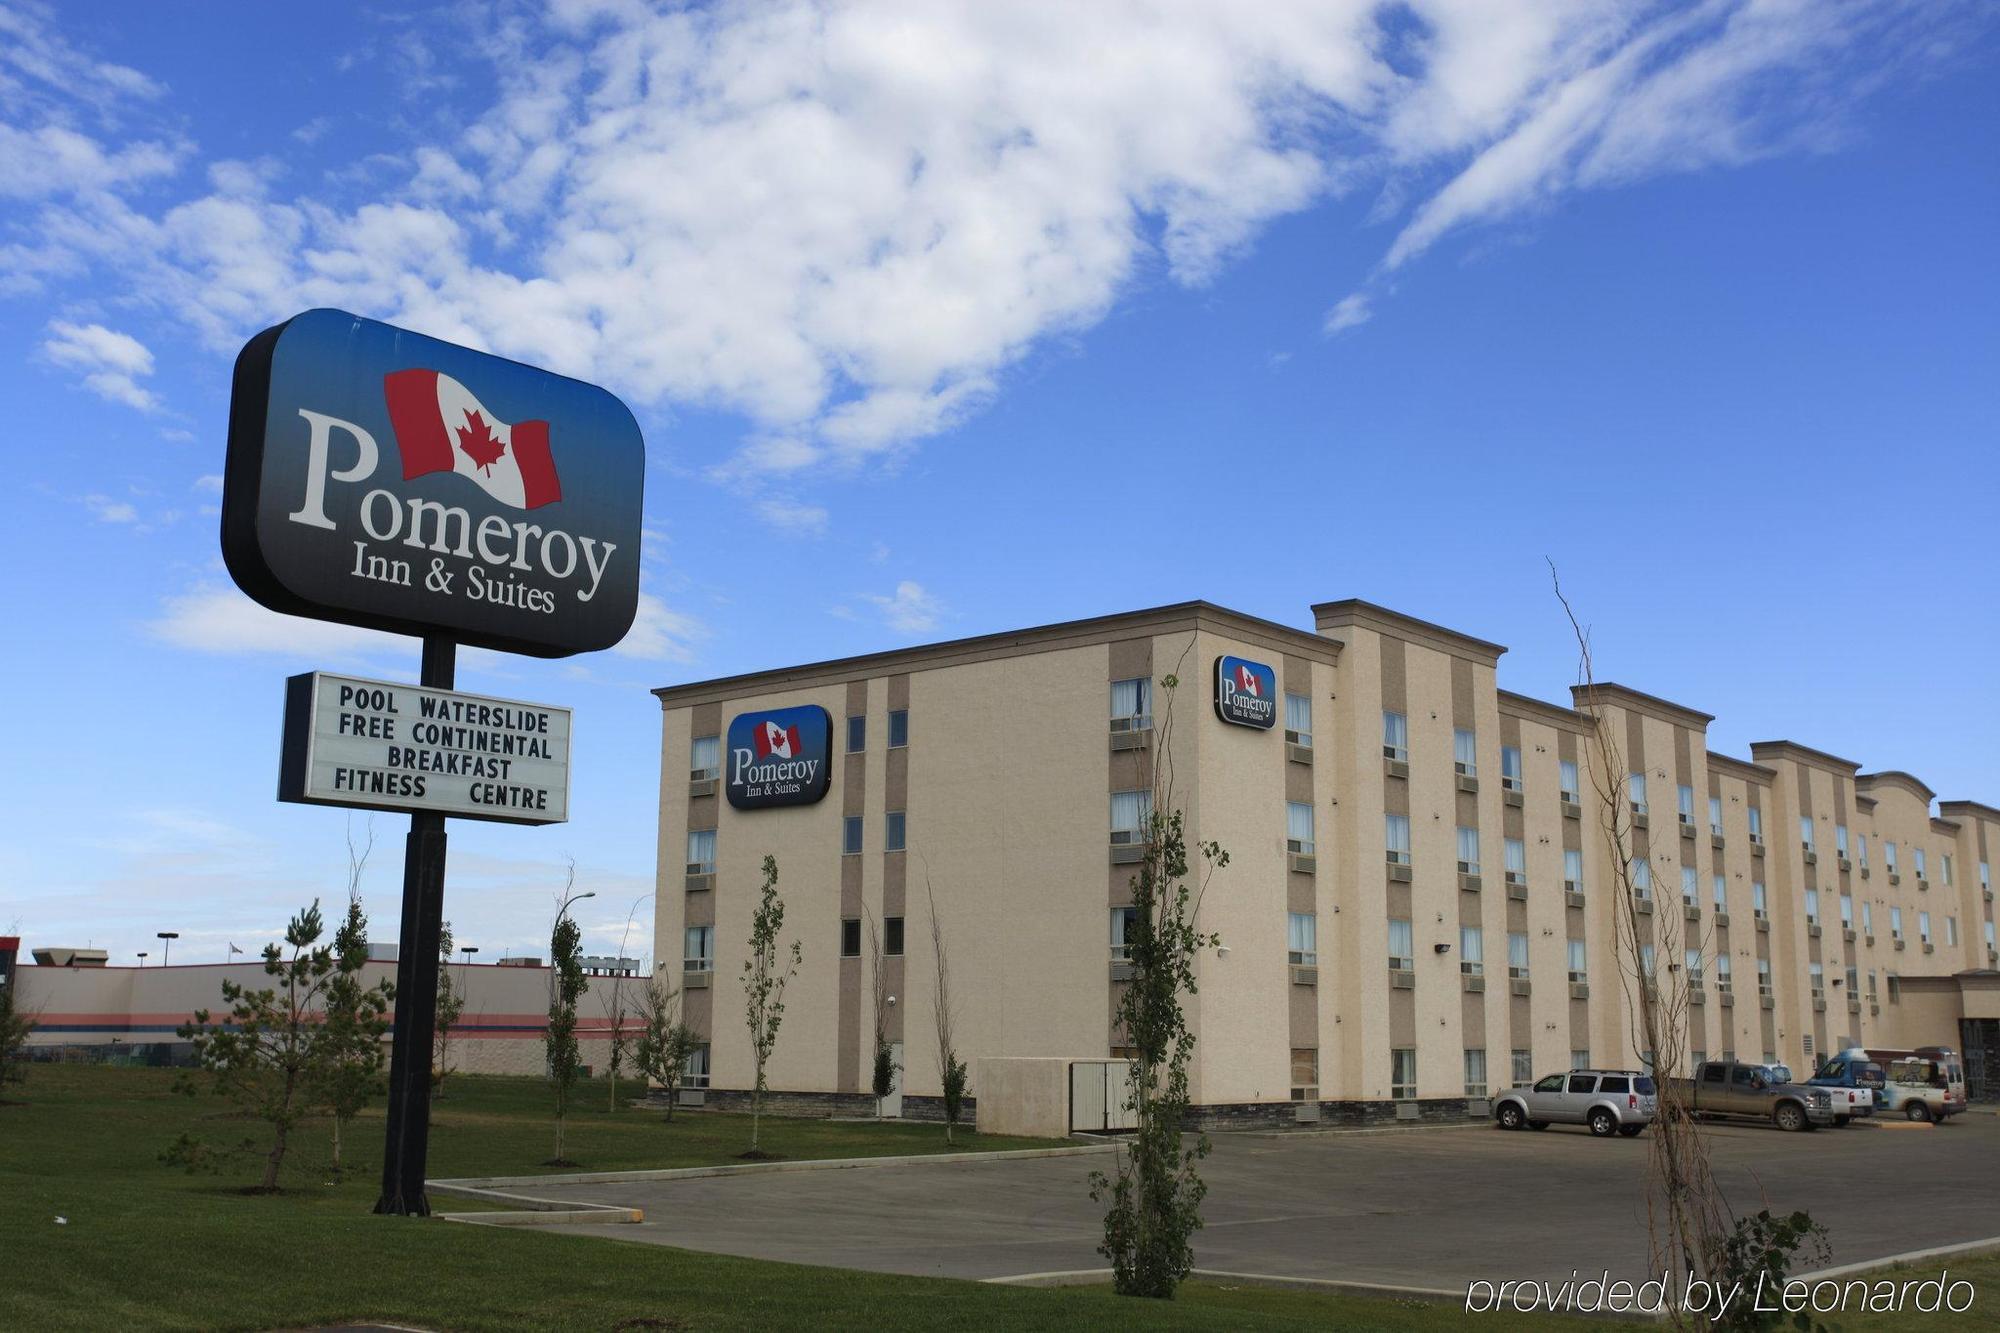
left=4, top=1065, right=1977, bottom=1331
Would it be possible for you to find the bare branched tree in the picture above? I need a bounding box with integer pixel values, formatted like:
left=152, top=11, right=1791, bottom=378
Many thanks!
left=919, top=855, right=967, bottom=1143
left=866, top=908, right=896, bottom=1118
left=1553, top=562, right=1725, bottom=1321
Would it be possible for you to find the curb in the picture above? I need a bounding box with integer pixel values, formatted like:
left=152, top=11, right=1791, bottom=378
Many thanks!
left=429, top=1142, right=1112, bottom=1192
left=1797, top=1234, right=2000, bottom=1283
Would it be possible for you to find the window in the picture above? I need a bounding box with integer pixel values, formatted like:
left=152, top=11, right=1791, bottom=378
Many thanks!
left=1109, top=907, right=1138, bottom=961
left=1709, top=795, right=1724, bottom=836
left=1456, top=825, right=1481, bottom=875
left=1285, top=692, right=1312, bottom=747
left=684, top=925, right=713, bottom=973
left=1885, top=840, right=1898, bottom=871
left=1505, top=838, right=1526, bottom=882
left=1685, top=948, right=1703, bottom=984
left=686, top=829, right=716, bottom=874
left=1804, top=888, right=1819, bottom=924
left=1564, top=848, right=1584, bottom=893
left=1983, top=861, right=1992, bottom=891
left=1382, top=710, right=1408, bottom=762
left=1682, top=867, right=1699, bottom=907
left=1861, top=901, right=1873, bottom=933
left=1628, top=772, right=1647, bottom=816
left=1291, top=1048, right=1319, bottom=1101
left=1632, top=858, right=1652, bottom=899
left=682, top=1043, right=710, bottom=1089
left=1640, top=944, right=1657, bottom=979
left=1391, top=1048, right=1417, bottom=1100
left=1716, top=955, right=1732, bottom=990
left=1712, top=874, right=1727, bottom=910
left=1454, top=728, right=1477, bottom=776
left=1388, top=918, right=1413, bottom=971
left=1946, top=916, right=1959, bottom=947
left=1508, top=932, right=1529, bottom=978
left=1986, top=921, right=1996, bottom=952
left=1571, top=1050, right=1591, bottom=1071
left=690, top=735, right=721, bottom=780
left=1110, top=677, right=1152, bottom=734
left=1502, top=746, right=1522, bottom=791
left=1846, top=964, right=1859, bottom=993
left=1800, top=816, right=1815, bottom=851
left=1890, top=906, right=1903, bottom=939
left=1560, top=760, right=1580, bottom=803
left=888, top=709, right=909, bottom=748
left=1688, top=1053, right=1705, bottom=1073
left=1809, top=962, right=1824, bottom=996
left=846, top=715, right=866, bottom=753
left=1747, top=806, right=1763, bottom=842
left=842, top=816, right=863, bottom=856
left=1679, top=785, right=1696, bottom=825
left=1288, top=912, right=1317, bottom=966
left=1914, top=848, right=1927, bottom=879
left=1110, top=790, right=1152, bottom=845
left=1840, top=895, right=1852, bottom=927
left=840, top=918, right=861, bottom=957
left=1942, top=854, right=1953, bottom=887
left=1464, top=1048, right=1488, bottom=1098
left=1567, top=938, right=1586, bottom=981
left=1836, top=824, right=1849, bottom=857
left=1512, top=1049, right=1533, bottom=1085
left=1918, top=910, right=1931, bottom=943
left=1753, top=881, right=1767, bottom=918
left=1757, top=958, right=1772, bottom=995
left=1867, top=969, right=1878, bottom=998
left=1287, top=802, right=1315, bottom=855
left=1857, top=834, right=1869, bottom=868
left=1460, top=926, right=1483, bottom=974
left=885, top=811, right=907, bottom=852
left=1384, top=814, right=1411, bottom=866
left=885, top=917, right=905, bottom=956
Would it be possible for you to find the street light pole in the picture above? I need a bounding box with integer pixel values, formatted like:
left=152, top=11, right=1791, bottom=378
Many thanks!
left=136, top=952, right=148, bottom=967
left=156, top=932, right=179, bottom=967
left=548, top=889, right=597, bottom=1013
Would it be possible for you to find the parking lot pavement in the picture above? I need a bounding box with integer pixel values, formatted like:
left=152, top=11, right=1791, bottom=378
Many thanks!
left=511, top=1114, right=2000, bottom=1288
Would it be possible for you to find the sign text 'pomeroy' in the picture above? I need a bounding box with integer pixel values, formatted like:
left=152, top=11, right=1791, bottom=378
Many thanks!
left=725, top=705, right=833, bottom=810
left=1214, top=654, right=1278, bottom=729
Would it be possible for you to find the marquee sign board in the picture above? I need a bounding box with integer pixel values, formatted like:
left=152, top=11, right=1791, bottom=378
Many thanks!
left=725, top=705, right=833, bottom=810
left=222, top=309, right=645, bottom=658
left=1214, top=655, right=1278, bottom=730
left=279, top=671, right=571, bottom=825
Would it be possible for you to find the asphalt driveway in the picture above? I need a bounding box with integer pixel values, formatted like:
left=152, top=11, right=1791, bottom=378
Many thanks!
left=502, top=1112, right=1999, bottom=1289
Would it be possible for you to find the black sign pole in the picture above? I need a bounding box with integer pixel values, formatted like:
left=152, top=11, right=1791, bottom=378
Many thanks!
left=374, top=633, right=456, bottom=1216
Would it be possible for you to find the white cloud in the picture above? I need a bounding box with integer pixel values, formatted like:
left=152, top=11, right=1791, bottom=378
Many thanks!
left=193, top=474, right=224, bottom=494
left=82, top=493, right=138, bottom=524
left=42, top=319, right=161, bottom=412
left=755, top=498, right=830, bottom=537
left=0, top=1, right=1966, bottom=467
left=1323, top=293, right=1372, bottom=334
left=610, top=592, right=706, bottom=664
left=148, top=583, right=414, bottom=664
left=865, top=580, right=944, bottom=635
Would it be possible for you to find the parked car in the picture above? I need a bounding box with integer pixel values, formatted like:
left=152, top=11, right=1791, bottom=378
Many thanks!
left=1807, top=1054, right=1883, bottom=1125
left=1852, top=1047, right=1967, bottom=1122
left=1670, top=1059, right=1836, bottom=1131
left=1493, top=1070, right=1657, bottom=1137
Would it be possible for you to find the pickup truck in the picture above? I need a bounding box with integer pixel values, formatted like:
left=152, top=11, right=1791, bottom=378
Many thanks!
left=1670, top=1060, right=1837, bottom=1132
left=1807, top=1054, right=1883, bottom=1125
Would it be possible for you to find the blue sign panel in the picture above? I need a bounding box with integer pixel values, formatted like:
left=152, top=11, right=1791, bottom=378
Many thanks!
left=1214, top=655, right=1278, bottom=730
left=222, top=309, right=645, bottom=658
left=726, top=705, right=834, bottom=810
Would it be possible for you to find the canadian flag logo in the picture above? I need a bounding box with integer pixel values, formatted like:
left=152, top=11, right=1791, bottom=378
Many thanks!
left=754, top=720, right=801, bottom=760
left=1236, top=664, right=1262, bottom=697
left=384, top=369, right=562, bottom=510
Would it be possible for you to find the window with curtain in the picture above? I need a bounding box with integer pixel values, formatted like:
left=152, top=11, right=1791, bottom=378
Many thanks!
left=1291, top=1048, right=1319, bottom=1100
left=1947, top=916, right=1958, bottom=946
left=1942, top=855, right=1953, bottom=886
left=1506, top=838, right=1526, bottom=877
left=1109, top=677, right=1151, bottom=731
left=1287, top=801, right=1314, bottom=853
left=689, top=735, right=720, bottom=779
left=1836, top=824, right=1849, bottom=855
left=1753, top=881, right=1767, bottom=915
left=1915, top=847, right=1927, bottom=878
left=1570, top=1050, right=1591, bottom=1071
left=1800, top=816, right=1815, bottom=849
left=1464, top=1048, right=1487, bottom=1098
left=1840, top=894, right=1853, bottom=926
left=1682, top=867, right=1698, bottom=905
left=684, top=925, right=713, bottom=971
left=682, top=1044, right=710, bottom=1088
left=1285, top=692, right=1311, bottom=745
left=1109, top=906, right=1138, bottom=960
left=1560, top=759, right=1579, bottom=801
left=1857, top=834, right=1869, bottom=867
left=1288, top=912, right=1316, bottom=965
left=1460, top=926, right=1482, bottom=973
left=1862, top=901, right=1873, bottom=932
left=1709, top=795, right=1724, bottom=834
left=1456, top=825, right=1480, bottom=873
left=1384, top=814, right=1411, bottom=865
left=1804, top=888, right=1819, bottom=923
left=1685, top=948, right=1703, bottom=982
left=1391, top=1049, right=1417, bottom=1100
left=1809, top=962, right=1824, bottom=993
left=1388, top=918, right=1413, bottom=969
left=1641, top=944, right=1656, bottom=978
left=1454, top=728, right=1477, bottom=775
left=1512, top=1049, right=1533, bottom=1085
left=1382, top=710, right=1407, bottom=760
left=1757, top=957, right=1771, bottom=992
left=1502, top=746, right=1522, bottom=790
left=1632, top=858, right=1652, bottom=896
left=1565, top=848, right=1583, bottom=891
left=1717, top=955, right=1732, bottom=987
left=1713, top=874, right=1727, bottom=908
left=1110, top=790, right=1152, bottom=843
left=1679, top=785, right=1695, bottom=821
left=1567, top=938, right=1586, bottom=978
left=1508, top=932, right=1529, bottom=976
left=1628, top=772, right=1647, bottom=813
left=1748, top=806, right=1763, bottom=840
left=1891, top=906, right=1903, bottom=936
left=686, top=828, right=715, bottom=872
left=1918, top=910, right=1931, bottom=941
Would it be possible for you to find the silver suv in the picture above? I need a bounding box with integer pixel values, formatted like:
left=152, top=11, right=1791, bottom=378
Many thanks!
left=1494, top=1069, right=1658, bottom=1137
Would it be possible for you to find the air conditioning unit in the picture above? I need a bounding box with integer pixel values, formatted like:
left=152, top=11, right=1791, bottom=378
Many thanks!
left=1635, top=897, right=1654, bottom=915
left=1565, top=890, right=1586, bottom=908
left=1562, top=800, right=1582, bottom=819
left=1916, top=878, right=1929, bottom=892
left=1864, top=934, right=1875, bottom=945
left=1293, top=1100, right=1321, bottom=1124
left=1689, top=987, right=1705, bottom=1005
left=1456, top=774, right=1479, bottom=794
left=1720, top=991, right=1735, bottom=1007
left=1803, top=848, right=1817, bottom=865
left=1569, top=982, right=1590, bottom=1000
left=1842, top=928, right=1855, bottom=943
left=1860, top=866, right=1870, bottom=880
left=1385, top=757, right=1410, bottom=780
left=676, top=1088, right=706, bottom=1108
left=1390, top=969, right=1416, bottom=989
left=1870, top=1002, right=1881, bottom=1015
left=1110, top=727, right=1149, bottom=752
left=1110, top=833, right=1145, bottom=865
left=1507, top=883, right=1527, bottom=902
left=688, top=777, right=717, bottom=798
left=1287, top=742, right=1313, bottom=765
left=684, top=970, right=712, bottom=989
left=1459, top=873, right=1482, bottom=894
left=1684, top=904, right=1701, bottom=922
left=1847, top=999, right=1862, bottom=1014
left=1922, top=942, right=1935, bottom=954
left=1759, top=994, right=1774, bottom=1010
left=1505, top=871, right=1527, bottom=888
left=1711, top=832, right=1726, bottom=850
left=1510, top=978, right=1531, bottom=997
left=1291, top=965, right=1318, bottom=987
left=1395, top=1102, right=1421, bottom=1121
left=1631, top=811, right=1649, bottom=830
left=1680, top=822, right=1696, bottom=840
left=1887, top=872, right=1900, bottom=885
left=1465, top=1097, right=1491, bottom=1116
left=1388, top=864, right=1413, bottom=883
left=1714, top=911, right=1730, bottom=927
left=1503, top=788, right=1523, bottom=808
left=685, top=872, right=714, bottom=893
left=1288, top=852, right=1317, bottom=875
left=1812, top=997, right=1826, bottom=1012
left=1838, top=856, right=1852, bottom=872
left=1893, top=938, right=1906, bottom=951
left=1110, top=960, right=1135, bottom=982
left=1807, top=923, right=1821, bottom=938
left=1462, top=974, right=1484, bottom=993
left=1109, top=715, right=1150, bottom=735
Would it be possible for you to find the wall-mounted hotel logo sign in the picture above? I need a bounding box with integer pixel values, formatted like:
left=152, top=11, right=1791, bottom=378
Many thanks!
left=726, top=705, right=833, bottom=810
left=1214, top=655, right=1278, bottom=730
left=222, top=309, right=645, bottom=658
left=279, top=672, right=570, bottom=825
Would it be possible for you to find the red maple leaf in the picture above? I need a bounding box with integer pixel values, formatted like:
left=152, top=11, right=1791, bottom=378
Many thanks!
left=455, top=410, right=507, bottom=474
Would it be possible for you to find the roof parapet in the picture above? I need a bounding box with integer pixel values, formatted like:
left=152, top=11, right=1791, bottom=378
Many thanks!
left=1310, top=599, right=1505, bottom=667
left=1570, top=682, right=1714, bottom=731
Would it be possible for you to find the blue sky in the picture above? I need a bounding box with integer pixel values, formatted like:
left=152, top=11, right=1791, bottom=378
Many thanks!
left=2, top=1, right=1994, bottom=970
